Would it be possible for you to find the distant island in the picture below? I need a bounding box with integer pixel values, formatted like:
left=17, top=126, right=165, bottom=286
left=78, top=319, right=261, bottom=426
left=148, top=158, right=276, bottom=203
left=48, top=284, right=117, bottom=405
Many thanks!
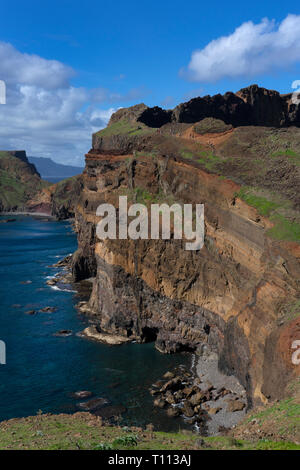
left=28, top=156, right=84, bottom=182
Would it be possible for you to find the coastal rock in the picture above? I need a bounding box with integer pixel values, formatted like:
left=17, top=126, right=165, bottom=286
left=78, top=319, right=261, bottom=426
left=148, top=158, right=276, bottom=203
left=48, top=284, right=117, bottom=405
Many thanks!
left=40, top=307, right=57, bottom=313
left=150, top=389, right=160, bottom=396
left=163, top=371, right=175, bottom=379
left=54, top=330, right=72, bottom=337
left=72, top=391, right=93, bottom=399
left=227, top=400, right=246, bottom=412
left=152, top=380, right=165, bottom=389
left=51, top=255, right=72, bottom=268
left=166, top=407, right=181, bottom=417
left=207, top=406, right=222, bottom=415
left=72, top=83, right=300, bottom=409
left=182, top=401, right=194, bottom=418
left=153, top=398, right=167, bottom=409
left=81, top=326, right=131, bottom=345
left=189, top=391, right=206, bottom=407
left=77, top=397, right=109, bottom=411
left=160, top=378, right=183, bottom=393
left=182, top=386, right=199, bottom=398
left=25, top=310, right=36, bottom=315
left=164, top=392, right=177, bottom=405
left=0, top=218, right=16, bottom=223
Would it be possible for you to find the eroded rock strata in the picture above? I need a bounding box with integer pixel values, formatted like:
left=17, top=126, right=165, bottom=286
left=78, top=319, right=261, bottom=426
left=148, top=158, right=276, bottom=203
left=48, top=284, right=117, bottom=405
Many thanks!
left=72, top=85, right=300, bottom=409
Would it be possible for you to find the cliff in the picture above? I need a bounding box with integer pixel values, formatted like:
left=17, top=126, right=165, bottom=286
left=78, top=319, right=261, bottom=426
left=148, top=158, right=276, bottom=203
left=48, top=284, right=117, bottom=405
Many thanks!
left=0, top=150, right=82, bottom=219
left=27, top=175, right=82, bottom=219
left=72, top=84, right=300, bottom=408
left=0, top=150, right=47, bottom=211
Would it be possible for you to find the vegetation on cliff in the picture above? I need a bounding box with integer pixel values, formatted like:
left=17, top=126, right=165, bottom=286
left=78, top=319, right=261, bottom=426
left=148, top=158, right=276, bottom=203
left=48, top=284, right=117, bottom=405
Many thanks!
left=0, top=150, right=82, bottom=218
left=0, top=151, right=49, bottom=211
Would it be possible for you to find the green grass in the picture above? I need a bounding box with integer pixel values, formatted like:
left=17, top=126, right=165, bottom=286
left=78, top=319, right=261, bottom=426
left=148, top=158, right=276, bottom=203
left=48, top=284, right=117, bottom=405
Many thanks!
left=268, top=214, right=300, bottom=242
left=95, top=120, right=155, bottom=138
left=236, top=187, right=300, bottom=242
left=196, top=152, right=222, bottom=171
left=271, top=149, right=300, bottom=166
left=0, top=413, right=298, bottom=450
left=181, top=150, right=194, bottom=160
left=237, top=187, right=280, bottom=216
left=180, top=149, right=223, bottom=172
left=243, top=394, right=300, bottom=442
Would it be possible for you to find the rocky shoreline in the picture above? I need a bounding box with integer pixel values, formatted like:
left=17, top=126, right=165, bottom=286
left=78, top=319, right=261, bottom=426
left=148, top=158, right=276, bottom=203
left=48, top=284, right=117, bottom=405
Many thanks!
left=149, top=350, right=247, bottom=436
left=47, top=253, right=247, bottom=435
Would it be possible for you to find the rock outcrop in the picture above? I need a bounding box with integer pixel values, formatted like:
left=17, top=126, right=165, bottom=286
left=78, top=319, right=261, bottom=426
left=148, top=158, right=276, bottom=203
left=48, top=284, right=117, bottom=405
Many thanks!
left=72, top=85, right=300, bottom=409
left=108, top=84, right=300, bottom=129
left=0, top=149, right=82, bottom=219
left=0, top=150, right=45, bottom=212
left=28, top=175, right=82, bottom=219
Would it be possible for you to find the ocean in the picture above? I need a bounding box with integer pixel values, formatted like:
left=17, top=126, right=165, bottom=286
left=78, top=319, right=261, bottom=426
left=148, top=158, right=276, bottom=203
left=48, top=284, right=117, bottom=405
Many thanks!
left=0, top=215, right=190, bottom=430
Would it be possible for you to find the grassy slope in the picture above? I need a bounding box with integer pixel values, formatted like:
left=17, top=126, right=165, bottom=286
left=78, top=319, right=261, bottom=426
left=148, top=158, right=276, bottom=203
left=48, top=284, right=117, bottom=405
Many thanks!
left=0, top=381, right=299, bottom=450
left=95, top=120, right=155, bottom=138
left=51, top=175, right=82, bottom=206
left=0, top=151, right=49, bottom=210
left=0, top=407, right=298, bottom=450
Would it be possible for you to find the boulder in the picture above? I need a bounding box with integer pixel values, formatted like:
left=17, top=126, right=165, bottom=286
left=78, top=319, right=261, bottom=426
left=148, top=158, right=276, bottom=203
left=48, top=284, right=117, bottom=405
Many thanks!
left=190, top=391, right=206, bottom=407
left=182, top=401, right=194, bottom=418
left=39, top=306, right=57, bottom=313
left=72, top=391, right=93, bottom=399
left=166, top=407, right=181, bottom=418
left=150, top=389, right=160, bottom=396
left=25, top=310, right=36, bottom=315
left=77, top=397, right=109, bottom=411
left=208, top=406, right=222, bottom=415
left=54, top=330, right=72, bottom=337
left=227, top=400, right=246, bottom=412
left=163, top=371, right=175, bottom=379
left=153, top=398, right=167, bottom=409
left=160, top=378, right=183, bottom=393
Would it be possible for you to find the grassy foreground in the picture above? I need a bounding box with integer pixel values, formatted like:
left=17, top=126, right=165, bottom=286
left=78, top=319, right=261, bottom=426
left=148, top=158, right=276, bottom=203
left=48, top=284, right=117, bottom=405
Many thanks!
left=0, top=396, right=299, bottom=450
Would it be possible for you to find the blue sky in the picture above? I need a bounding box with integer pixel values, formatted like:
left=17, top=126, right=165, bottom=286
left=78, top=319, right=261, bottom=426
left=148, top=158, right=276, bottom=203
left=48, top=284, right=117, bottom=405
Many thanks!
left=0, top=0, right=300, bottom=164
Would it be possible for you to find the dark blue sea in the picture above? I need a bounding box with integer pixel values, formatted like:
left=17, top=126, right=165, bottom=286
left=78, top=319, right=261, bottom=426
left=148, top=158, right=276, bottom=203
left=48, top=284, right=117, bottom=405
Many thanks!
left=0, top=215, right=190, bottom=430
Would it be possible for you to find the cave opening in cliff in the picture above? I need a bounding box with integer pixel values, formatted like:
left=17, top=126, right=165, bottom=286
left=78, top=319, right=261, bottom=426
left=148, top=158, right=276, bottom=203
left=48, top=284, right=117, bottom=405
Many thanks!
left=141, top=326, right=159, bottom=343
left=176, top=343, right=197, bottom=353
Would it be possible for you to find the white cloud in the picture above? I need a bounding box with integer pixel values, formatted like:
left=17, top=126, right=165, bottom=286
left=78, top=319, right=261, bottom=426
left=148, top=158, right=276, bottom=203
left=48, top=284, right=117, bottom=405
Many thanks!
left=0, top=41, right=75, bottom=89
left=0, top=42, right=144, bottom=165
left=183, top=14, right=300, bottom=82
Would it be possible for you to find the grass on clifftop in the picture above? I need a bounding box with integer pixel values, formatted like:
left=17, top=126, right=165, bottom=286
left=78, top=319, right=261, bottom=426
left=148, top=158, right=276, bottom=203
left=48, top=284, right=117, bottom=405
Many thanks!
left=0, top=412, right=299, bottom=450
left=95, top=120, right=156, bottom=138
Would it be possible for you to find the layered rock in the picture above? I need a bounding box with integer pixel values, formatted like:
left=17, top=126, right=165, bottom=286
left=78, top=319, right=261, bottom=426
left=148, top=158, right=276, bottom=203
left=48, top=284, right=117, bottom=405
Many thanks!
left=105, top=84, right=300, bottom=129
left=72, top=86, right=300, bottom=408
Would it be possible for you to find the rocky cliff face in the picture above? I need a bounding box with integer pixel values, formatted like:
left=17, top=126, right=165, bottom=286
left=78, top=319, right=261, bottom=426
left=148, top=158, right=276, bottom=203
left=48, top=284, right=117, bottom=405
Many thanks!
left=0, top=150, right=45, bottom=211
left=73, top=85, right=300, bottom=408
left=27, top=175, right=82, bottom=219
left=106, top=84, right=300, bottom=129
left=0, top=150, right=82, bottom=218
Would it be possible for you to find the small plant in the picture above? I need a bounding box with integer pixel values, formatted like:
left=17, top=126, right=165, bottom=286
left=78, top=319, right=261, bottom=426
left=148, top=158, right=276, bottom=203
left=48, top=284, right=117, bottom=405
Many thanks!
left=112, top=434, right=138, bottom=447
left=93, top=442, right=114, bottom=450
